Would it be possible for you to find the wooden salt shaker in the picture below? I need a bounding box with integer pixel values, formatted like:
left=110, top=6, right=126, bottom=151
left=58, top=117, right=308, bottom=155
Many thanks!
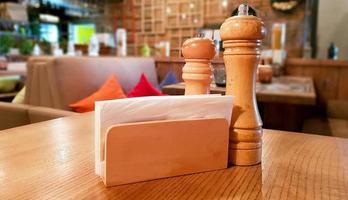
left=182, top=38, right=216, bottom=95
left=258, top=64, right=273, bottom=83
left=220, top=4, right=266, bottom=166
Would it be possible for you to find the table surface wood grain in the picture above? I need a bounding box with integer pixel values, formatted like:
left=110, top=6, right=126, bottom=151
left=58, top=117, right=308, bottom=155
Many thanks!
left=162, top=76, right=316, bottom=106
left=1, top=112, right=348, bottom=199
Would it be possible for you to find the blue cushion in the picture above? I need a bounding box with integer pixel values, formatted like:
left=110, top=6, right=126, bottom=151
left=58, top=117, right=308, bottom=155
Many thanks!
left=159, top=71, right=179, bottom=89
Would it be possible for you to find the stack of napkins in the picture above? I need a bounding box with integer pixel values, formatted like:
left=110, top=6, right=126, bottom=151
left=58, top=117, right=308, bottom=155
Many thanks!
left=95, top=95, right=233, bottom=176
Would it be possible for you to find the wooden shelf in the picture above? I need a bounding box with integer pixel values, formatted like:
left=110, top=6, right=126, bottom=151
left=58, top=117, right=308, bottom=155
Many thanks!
left=111, top=0, right=230, bottom=57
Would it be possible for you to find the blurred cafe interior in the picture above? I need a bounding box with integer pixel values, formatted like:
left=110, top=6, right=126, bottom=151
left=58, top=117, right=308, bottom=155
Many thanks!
left=1, top=0, right=348, bottom=199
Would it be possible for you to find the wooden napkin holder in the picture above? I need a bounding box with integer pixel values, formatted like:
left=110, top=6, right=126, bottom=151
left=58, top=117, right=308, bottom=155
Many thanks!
left=102, top=118, right=229, bottom=187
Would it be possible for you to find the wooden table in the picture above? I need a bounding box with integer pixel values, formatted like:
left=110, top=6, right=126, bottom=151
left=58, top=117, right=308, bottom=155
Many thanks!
left=1, top=113, right=348, bottom=199
left=163, top=76, right=317, bottom=132
left=162, top=76, right=316, bottom=106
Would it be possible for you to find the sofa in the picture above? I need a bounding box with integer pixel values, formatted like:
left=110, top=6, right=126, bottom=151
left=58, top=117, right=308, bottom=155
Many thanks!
left=0, top=56, right=74, bottom=130
left=26, top=56, right=158, bottom=111
left=25, top=56, right=55, bottom=107
left=0, top=56, right=158, bottom=130
left=0, top=102, right=78, bottom=130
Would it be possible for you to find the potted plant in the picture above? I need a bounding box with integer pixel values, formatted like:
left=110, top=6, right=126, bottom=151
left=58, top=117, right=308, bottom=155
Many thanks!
left=0, top=34, right=15, bottom=56
left=19, top=39, right=34, bottom=55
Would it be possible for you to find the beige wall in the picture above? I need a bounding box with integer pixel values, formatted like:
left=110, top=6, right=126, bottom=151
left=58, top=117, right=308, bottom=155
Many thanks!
left=317, top=0, right=348, bottom=59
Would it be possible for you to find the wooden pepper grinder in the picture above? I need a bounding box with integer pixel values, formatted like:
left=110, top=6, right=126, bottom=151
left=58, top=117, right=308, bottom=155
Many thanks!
left=220, top=4, right=266, bottom=166
left=182, top=38, right=216, bottom=95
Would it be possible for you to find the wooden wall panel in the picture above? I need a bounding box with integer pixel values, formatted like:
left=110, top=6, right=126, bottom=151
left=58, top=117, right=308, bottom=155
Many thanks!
left=319, top=67, right=340, bottom=102
left=285, top=58, right=348, bottom=107
left=338, top=68, right=348, bottom=100
left=204, top=0, right=230, bottom=25
left=141, top=0, right=166, bottom=34
left=155, top=60, right=185, bottom=82
left=300, top=66, right=340, bottom=106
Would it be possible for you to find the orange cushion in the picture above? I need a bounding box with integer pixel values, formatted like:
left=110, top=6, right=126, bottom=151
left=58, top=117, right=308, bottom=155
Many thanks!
left=70, top=75, right=126, bottom=113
